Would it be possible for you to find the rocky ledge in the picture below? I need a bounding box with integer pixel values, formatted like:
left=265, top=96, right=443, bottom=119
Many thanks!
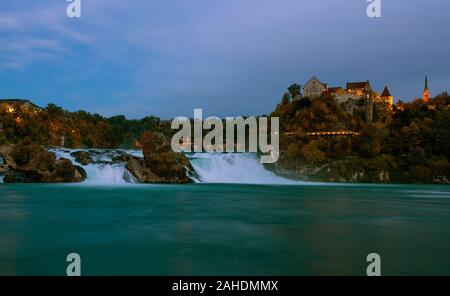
left=0, top=133, right=195, bottom=184
left=126, top=132, right=194, bottom=184
left=0, top=142, right=86, bottom=183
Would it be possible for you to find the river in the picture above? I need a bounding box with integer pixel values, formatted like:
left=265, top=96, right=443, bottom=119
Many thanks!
left=0, top=184, right=450, bottom=275
left=0, top=149, right=449, bottom=275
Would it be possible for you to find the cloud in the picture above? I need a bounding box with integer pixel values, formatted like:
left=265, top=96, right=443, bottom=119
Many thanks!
left=0, top=0, right=449, bottom=118
left=0, top=2, right=94, bottom=70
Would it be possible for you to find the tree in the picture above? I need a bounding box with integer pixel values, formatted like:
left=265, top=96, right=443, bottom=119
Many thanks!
left=288, top=84, right=301, bottom=99
left=301, top=140, right=325, bottom=164
left=399, top=122, right=420, bottom=153
left=281, top=92, right=290, bottom=105
left=358, top=122, right=388, bottom=158
left=287, top=143, right=300, bottom=159
left=298, top=97, right=311, bottom=109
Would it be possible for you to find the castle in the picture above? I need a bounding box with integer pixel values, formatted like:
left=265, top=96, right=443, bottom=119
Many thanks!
left=301, top=76, right=393, bottom=107
left=299, top=76, right=394, bottom=122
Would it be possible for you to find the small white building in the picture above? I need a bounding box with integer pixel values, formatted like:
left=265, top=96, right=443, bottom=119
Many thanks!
left=303, top=76, right=327, bottom=99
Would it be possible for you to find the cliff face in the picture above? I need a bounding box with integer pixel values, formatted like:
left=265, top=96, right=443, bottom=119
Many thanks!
left=270, top=156, right=449, bottom=184
left=0, top=143, right=86, bottom=183
left=270, top=162, right=390, bottom=183
left=296, top=161, right=391, bottom=183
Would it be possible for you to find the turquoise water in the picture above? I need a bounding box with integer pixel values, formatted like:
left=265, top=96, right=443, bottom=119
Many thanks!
left=1, top=183, right=450, bottom=275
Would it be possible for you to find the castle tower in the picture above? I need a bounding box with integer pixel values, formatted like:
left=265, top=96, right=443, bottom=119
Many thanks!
left=422, top=75, right=430, bottom=102
left=380, top=86, right=394, bottom=107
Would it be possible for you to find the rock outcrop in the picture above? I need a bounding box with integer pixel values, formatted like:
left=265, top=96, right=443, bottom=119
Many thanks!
left=126, top=156, right=160, bottom=183
left=126, top=132, right=193, bottom=183
left=270, top=158, right=394, bottom=183
left=70, top=150, right=92, bottom=165
left=0, top=142, right=86, bottom=183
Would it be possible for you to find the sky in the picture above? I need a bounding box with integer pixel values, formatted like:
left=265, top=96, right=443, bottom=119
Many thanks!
left=0, top=0, right=449, bottom=119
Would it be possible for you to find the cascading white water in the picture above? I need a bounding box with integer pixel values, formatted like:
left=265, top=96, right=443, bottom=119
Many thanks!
left=82, top=163, right=135, bottom=185
left=45, top=148, right=298, bottom=185
left=47, top=147, right=140, bottom=185
left=187, top=153, right=298, bottom=184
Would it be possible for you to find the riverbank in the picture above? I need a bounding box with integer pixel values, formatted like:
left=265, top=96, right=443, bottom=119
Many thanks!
left=267, top=157, right=450, bottom=185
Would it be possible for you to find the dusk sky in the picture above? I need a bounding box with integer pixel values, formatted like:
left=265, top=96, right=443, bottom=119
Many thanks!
left=0, top=0, right=449, bottom=119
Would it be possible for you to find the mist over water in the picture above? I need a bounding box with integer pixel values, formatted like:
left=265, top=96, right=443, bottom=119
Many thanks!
left=82, top=163, right=137, bottom=185
left=187, top=153, right=298, bottom=184
left=43, top=148, right=297, bottom=185
left=47, top=147, right=140, bottom=185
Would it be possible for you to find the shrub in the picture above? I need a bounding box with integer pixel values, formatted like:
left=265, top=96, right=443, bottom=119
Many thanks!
left=301, top=140, right=326, bottom=164
left=287, top=143, right=300, bottom=159
left=11, top=142, right=44, bottom=166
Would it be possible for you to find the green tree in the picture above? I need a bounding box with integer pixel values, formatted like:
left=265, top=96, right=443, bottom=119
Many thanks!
left=358, top=122, right=388, bottom=158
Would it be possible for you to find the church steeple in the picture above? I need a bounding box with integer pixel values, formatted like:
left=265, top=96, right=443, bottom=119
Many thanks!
left=422, top=75, right=430, bottom=102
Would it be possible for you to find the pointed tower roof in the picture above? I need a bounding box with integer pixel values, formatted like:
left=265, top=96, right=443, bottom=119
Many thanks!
left=424, top=75, right=429, bottom=91
left=381, top=86, right=392, bottom=97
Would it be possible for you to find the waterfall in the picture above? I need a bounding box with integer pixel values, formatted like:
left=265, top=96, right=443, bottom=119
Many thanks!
left=0, top=175, right=4, bottom=183
left=187, top=153, right=298, bottom=184
left=44, top=148, right=298, bottom=185
left=82, top=163, right=134, bottom=185
left=47, top=147, right=141, bottom=185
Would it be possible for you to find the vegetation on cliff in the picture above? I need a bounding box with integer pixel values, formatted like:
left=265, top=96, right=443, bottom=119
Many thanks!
left=0, top=103, right=172, bottom=148
left=270, top=87, right=450, bottom=183
left=1, top=139, right=86, bottom=183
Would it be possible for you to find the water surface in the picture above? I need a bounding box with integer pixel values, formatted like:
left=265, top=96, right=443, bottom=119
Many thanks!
left=1, top=183, right=449, bottom=275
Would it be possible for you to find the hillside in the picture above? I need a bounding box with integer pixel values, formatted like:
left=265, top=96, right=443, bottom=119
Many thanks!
left=0, top=100, right=172, bottom=148
left=268, top=88, right=450, bottom=184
